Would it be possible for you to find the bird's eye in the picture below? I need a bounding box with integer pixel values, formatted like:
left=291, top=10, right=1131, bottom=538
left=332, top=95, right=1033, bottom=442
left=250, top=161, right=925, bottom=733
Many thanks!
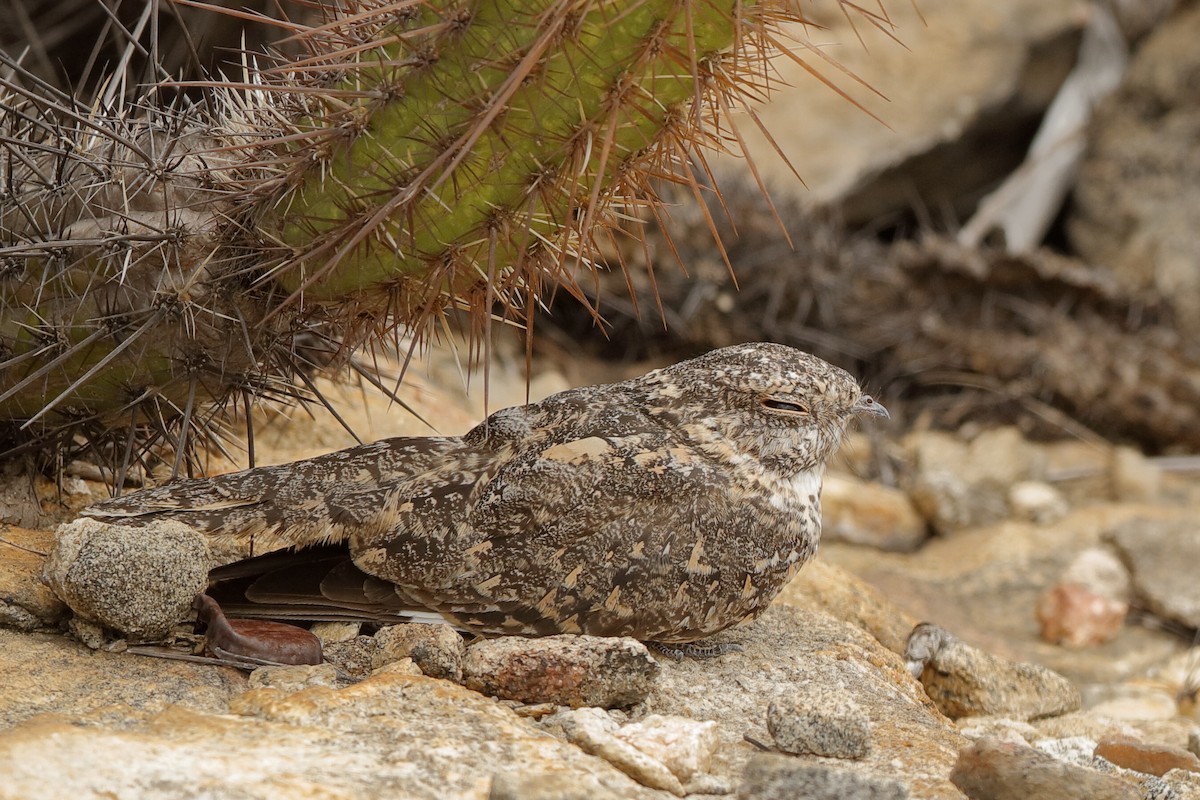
left=761, top=397, right=810, bottom=416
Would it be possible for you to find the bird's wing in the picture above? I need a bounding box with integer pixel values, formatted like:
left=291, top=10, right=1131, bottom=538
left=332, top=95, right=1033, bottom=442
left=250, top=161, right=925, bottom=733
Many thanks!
left=350, top=428, right=775, bottom=638
left=80, top=435, right=473, bottom=556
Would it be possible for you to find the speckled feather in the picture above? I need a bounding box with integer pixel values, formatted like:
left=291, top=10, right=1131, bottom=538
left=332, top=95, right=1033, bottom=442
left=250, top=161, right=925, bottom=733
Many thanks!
left=83, top=343, right=884, bottom=643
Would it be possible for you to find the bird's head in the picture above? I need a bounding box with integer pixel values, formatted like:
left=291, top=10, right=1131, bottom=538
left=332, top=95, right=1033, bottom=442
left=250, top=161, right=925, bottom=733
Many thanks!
left=643, top=342, right=887, bottom=472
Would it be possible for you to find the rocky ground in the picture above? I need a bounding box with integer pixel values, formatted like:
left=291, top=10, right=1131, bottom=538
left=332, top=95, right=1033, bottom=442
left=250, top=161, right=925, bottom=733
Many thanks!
left=2, top=341, right=1200, bottom=799
left=4, top=0, right=1200, bottom=797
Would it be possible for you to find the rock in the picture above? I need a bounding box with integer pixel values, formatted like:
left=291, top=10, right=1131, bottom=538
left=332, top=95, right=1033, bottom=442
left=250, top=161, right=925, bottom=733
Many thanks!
left=821, top=505, right=1188, bottom=686
left=951, top=738, right=1140, bottom=800
left=1036, top=583, right=1128, bottom=648
left=1063, top=547, right=1134, bottom=601
left=731, top=0, right=1084, bottom=225
left=613, top=714, right=720, bottom=785
left=906, top=428, right=1045, bottom=535
left=67, top=618, right=107, bottom=650
left=545, top=709, right=733, bottom=795
left=1108, top=518, right=1200, bottom=629
left=1165, top=768, right=1200, bottom=800
left=247, top=663, right=340, bottom=692
left=549, top=707, right=686, bottom=796
left=0, top=671, right=660, bottom=800
left=0, top=527, right=67, bottom=631
left=775, top=558, right=917, bottom=655
left=489, top=770, right=620, bottom=800
left=905, top=623, right=1081, bottom=720
left=957, top=717, right=1040, bottom=745
left=820, top=474, right=928, bottom=551
left=0, top=601, right=971, bottom=797
left=0, top=627, right=245, bottom=728
left=737, top=753, right=909, bottom=800
left=44, top=518, right=209, bottom=640
left=1037, top=547, right=1131, bottom=649
left=1068, top=3, right=1200, bottom=335
left=767, top=691, right=872, bottom=759
left=1095, top=736, right=1200, bottom=777
left=1037, top=548, right=1131, bottom=648
left=463, top=635, right=659, bottom=708
left=643, top=605, right=968, bottom=797
left=371, top=623, right=465, bottom=682
left=309, top=621, right=361, bottom=645
left=1008, top=481, right=1069, bottom=524
left=322, top=634, right=379, bottom=679
left=1110, top=447, right=1163, bottom=502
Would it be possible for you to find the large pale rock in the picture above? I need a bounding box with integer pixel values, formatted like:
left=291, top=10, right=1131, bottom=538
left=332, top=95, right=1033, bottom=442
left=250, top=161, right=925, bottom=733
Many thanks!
left=643, top=605, right=968, bottom=798
left=729, top=0, right=1086, bottom=222
left=821, top=473, right=928, bottom=551
left=0, top=673, right=659, bottom=800
left=44, top=518, right=209, bottom=640
left=0, top=628, right=245, bottom=728
left=775, top=558, right=918, bottom=654
left=1068, top=4, right=1200, bottom=333
left=1108, top=517, right=1200, bottom=629
left=0, top=603, right=972, bottom=798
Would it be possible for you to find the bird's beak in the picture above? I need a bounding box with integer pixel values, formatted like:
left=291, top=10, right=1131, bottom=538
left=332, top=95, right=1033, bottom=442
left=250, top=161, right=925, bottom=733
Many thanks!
left=853, top=395, right=890, bottom=420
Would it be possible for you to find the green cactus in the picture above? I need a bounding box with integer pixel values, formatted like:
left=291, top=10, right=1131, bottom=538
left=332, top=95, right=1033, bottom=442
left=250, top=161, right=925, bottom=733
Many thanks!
left=0, top=0, right=885, bottom=477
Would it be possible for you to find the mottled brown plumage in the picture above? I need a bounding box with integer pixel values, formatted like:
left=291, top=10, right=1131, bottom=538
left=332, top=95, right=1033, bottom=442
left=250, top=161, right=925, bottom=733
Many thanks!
left=83, top=343, right=886, bottom=644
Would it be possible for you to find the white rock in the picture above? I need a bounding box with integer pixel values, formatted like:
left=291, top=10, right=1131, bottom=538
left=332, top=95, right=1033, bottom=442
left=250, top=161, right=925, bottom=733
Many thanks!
left=1008, top=481, right=1069, bottom=525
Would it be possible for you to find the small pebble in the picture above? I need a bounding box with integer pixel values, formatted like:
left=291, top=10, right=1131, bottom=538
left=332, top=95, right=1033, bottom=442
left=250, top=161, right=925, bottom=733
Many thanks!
left=323, top=635, right=379, bottom=679
left=248, top=663, right=339, bottom=691
left=310, top=621, right=362, bottom=645
left=767, top=690, right=872, bottom=759
left=463, top=634, right=659, bottom=708
left=951, top=738, right=1139, bottom=800
left=1095, top=736, right=1200, bottom=777
left=67, top=617, right=107, bottom=650
left=1062, top=548, right=1132, bottom=601
left=371, top=622, right=464, bottom=682
left=737, top=753, right=908, bottom=800
left=1008, top=481, right=1068, bottom=524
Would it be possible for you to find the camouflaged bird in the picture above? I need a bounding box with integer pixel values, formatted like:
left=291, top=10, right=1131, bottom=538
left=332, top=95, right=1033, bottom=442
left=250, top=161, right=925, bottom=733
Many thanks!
left=82, top=343, right=887, bottom=646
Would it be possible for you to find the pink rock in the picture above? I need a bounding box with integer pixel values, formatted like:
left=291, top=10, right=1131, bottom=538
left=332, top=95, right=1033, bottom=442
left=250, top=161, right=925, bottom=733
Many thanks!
left=1036, top=582, right=1127, bottom=648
